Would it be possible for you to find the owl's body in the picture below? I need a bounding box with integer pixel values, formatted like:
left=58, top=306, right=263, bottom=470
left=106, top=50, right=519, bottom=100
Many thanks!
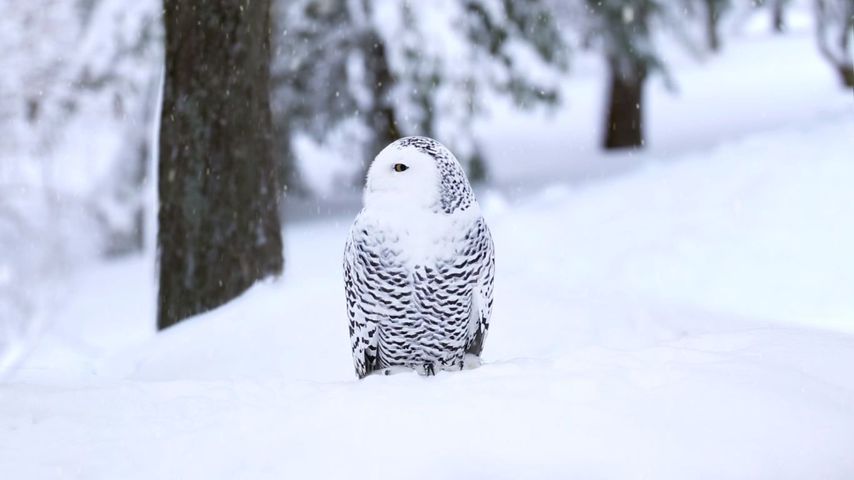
left=344, top=137, right=495, bottom=378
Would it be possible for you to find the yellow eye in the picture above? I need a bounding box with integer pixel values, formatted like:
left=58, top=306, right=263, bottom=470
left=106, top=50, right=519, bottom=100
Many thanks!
left=393, top=163, right=409, bottom=172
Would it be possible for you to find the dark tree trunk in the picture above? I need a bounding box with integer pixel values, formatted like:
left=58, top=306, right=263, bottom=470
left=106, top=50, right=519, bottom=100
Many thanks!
left=838, top=64, right=854, bottom=89
left=705, top=0, right=722, bottom=52
left=603, top=61, right=646, bottom=150
left=814, top=0, right=854, bottom=90
left=772, top=0, right=786, bottom=33
left=158, top=0, right=283, bottom=330
left=364, top=29, right=401, bottom=171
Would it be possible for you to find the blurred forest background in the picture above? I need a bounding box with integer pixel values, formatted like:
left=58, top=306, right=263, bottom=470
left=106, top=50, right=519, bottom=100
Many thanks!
left=0, top=0, right=852, bottom=364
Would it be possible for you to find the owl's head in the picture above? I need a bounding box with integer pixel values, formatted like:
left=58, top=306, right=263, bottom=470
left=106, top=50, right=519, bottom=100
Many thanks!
left=364, top=136, right=475, bottom=214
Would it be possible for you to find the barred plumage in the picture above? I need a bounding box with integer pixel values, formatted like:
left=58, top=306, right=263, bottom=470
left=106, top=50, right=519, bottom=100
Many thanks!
left=344, top=136, right=495, bottom=378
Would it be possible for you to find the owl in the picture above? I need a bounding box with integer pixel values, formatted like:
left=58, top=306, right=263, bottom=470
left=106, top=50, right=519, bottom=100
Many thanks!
left=344, top=136, right=495, bottom=378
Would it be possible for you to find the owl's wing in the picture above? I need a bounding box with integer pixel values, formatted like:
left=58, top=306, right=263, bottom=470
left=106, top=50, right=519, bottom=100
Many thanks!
left=465, top=217, right=495, bottom=356
left=344, top=227, right=380, bottom=379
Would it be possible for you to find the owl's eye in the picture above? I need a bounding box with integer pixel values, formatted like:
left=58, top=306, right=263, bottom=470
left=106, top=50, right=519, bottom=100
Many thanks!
left=393, top=163, right=409, bottom=172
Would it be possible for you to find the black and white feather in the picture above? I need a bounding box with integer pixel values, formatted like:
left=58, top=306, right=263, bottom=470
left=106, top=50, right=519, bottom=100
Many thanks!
left=344, top=136, right=495, bottom=378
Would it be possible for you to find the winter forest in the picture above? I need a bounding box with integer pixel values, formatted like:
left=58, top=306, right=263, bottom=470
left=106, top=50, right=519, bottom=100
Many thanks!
left=2, top=0, right=854, bottom=477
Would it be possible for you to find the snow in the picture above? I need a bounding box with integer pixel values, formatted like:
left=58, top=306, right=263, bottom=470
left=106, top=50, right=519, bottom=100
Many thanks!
left=4, top=10, right=854, bottom=480
left=5, top=111, right=854, bottom=477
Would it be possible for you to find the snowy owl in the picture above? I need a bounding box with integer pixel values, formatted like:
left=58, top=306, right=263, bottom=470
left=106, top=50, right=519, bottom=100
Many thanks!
left=344, top=136, right=495, bottom=378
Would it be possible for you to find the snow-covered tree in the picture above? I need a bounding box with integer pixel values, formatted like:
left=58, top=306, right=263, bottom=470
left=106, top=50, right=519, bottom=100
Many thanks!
left=270, top=0, right=358, bottom=193
left=72, top=0, right=162, bottom=255
left=814, top=0, right=854, bottom=88
left=0, top=0, right=161, bottom=257
left=748, top=0, right=793, bottom=33
left=271, top=0, right=567, bottom=189
left=0, top=0, right=161, bottom=359
left=668, top=0, right=735, bottom=53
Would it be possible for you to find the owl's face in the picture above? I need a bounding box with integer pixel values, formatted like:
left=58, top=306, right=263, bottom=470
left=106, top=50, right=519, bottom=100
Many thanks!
left=364, top=141, right=441, bottom=211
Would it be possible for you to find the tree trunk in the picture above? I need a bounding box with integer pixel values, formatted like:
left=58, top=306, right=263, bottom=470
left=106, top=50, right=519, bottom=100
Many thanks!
left=772, top=0, right=786, bottom=33
left=603, top=62, right=646, bottom=150
left=838, top=64, right=854, bottom=89
left=814, top=0, right=854, bottom=90
left=158, top=0, right=283, bottom=330
left=705, top=0, right=722, bottom=52
left=364, top=29, right=401, bottom=171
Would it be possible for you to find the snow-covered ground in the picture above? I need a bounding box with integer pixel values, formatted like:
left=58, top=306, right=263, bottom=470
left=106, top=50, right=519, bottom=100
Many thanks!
left=4, top=113, right=854, bottom=478
left=3, top=18, right=854, bottom=480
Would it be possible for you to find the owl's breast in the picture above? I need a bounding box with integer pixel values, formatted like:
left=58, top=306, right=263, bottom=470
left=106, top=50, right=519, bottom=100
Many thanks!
left=361, top=208, right=477, bottom=268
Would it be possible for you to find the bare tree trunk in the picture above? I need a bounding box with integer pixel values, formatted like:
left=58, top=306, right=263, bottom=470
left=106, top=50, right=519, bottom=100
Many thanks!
left=158, top=0, right=283, bottom=330
left=603, top=60, right=646, bottom=150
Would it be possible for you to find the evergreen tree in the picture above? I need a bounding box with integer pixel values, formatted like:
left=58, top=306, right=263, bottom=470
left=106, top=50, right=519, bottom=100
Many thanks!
left=75, top=0, right=162, bottom=255
left=271, top=0, right=567, bottom=188
left=270, top=0, right=359, bottom=193
left=0, top=0, right=162, bottom=258
left=158, top=0, right=284, bottom=330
